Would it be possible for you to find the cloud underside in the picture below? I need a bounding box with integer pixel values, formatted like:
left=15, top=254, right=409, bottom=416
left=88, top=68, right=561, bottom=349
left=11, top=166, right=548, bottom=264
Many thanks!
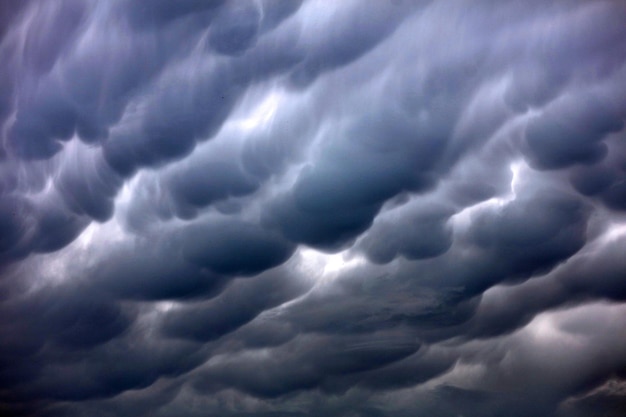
left=1, top=0, right=626, bottom=416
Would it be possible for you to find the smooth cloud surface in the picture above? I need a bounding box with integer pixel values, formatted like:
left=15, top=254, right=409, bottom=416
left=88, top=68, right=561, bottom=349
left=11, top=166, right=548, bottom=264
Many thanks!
left=1, top=1, right=626, bottom=416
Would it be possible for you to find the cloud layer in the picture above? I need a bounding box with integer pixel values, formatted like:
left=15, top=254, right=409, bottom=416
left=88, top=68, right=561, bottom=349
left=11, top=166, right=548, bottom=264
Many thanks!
left=1, top=1, right=626, bottom=416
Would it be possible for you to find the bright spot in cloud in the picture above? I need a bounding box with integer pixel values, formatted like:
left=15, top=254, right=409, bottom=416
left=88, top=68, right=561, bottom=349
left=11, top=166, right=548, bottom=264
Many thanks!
left=451, top=160, right=525, bottom=233
left=600, top=222, right=626, bottom=244
left=297, top=247, right=366, bottom=284
left=509, top=160, right=524, bottom=196
left=237, top=91, right=283, bottom=131
left=153, top=301, right=178, bottom=313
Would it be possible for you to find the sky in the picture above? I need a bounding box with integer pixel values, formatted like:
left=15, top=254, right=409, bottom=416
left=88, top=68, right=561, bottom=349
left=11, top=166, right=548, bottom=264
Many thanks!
left=1, top=0, right=626, bottom=416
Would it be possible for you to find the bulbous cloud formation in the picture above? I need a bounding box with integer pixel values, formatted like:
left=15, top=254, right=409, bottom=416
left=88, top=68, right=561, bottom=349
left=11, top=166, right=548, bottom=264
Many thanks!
left=2, top=0, right=626, bottom=415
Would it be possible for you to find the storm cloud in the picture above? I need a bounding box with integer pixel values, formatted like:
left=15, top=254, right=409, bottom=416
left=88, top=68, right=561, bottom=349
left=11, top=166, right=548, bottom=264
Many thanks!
left=2, top=0, right=626, bottom=416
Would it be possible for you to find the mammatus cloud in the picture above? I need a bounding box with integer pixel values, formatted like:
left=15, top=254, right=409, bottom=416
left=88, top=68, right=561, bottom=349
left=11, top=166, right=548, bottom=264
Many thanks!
left=1, top=0, right=626, bottom=416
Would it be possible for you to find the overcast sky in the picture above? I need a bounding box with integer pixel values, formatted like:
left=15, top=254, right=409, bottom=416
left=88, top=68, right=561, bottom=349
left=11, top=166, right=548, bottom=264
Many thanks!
left=1, top=0, right=626, bottom=416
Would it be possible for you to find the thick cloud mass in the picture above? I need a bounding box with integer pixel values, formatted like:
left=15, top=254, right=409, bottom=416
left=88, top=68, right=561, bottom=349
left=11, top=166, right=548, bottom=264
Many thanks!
left=2, top=1, right=626, bottom=416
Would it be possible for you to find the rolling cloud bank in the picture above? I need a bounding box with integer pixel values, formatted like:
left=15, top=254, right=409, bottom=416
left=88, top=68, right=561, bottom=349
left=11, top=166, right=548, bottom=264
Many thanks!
left=1, top=0, right=626, bottom=416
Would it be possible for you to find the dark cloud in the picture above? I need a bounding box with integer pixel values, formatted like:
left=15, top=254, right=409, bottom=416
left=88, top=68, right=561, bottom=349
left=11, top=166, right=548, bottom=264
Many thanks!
left=192, top=329, right=421, bottom=398
left=123, top=0, right=225, bottom=28
left=469, top=188, right=590, bottom=277
left=54, top=144, right=122, bottom=222
left=91, top=235, right=228, bottom=301
left=208, top=1, right=262, bottom=55
left=2, top=0, right=626, bottom=416
left=160, top=269, right=311, bottom=342
left=180, top=218, right=295, bottom=275
left=358, top=201, right=454, bottom=263
left=523, top=91, right=624, bottom=170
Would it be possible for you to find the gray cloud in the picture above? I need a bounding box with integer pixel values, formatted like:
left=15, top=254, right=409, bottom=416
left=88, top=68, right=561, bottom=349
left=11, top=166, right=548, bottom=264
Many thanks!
left=2, top=0, right=626, bottom=416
